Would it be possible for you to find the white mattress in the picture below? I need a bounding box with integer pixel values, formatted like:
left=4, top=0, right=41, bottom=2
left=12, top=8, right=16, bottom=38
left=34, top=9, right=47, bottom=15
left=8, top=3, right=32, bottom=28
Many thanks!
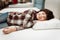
left=0, top=28, right=60, bottom=40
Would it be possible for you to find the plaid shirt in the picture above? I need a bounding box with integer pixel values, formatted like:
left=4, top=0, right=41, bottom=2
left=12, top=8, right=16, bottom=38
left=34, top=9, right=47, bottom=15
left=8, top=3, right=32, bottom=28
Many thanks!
left=7, top=9, right=37, bottom=31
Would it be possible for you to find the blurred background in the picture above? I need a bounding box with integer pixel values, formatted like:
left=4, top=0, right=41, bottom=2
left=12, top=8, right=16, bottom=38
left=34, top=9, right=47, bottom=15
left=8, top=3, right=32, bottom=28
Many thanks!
left=45, top=0, right=60, bottom=19
left=0, top=0, right=60, bottom=19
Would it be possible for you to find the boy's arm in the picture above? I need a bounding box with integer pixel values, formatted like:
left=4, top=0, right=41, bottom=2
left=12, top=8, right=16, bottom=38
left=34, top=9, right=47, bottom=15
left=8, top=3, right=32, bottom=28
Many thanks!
left=15, top=26, right=24, bottom=31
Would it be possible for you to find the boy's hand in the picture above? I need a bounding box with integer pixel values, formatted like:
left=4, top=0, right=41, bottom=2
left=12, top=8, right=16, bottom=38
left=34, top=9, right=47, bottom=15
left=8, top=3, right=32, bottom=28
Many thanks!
left=3, top=27, right=16, bottom=34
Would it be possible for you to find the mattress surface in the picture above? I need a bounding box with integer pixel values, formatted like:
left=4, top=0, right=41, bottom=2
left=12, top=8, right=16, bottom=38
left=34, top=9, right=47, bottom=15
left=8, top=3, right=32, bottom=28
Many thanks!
left=0, top=28, right=60, bottom=40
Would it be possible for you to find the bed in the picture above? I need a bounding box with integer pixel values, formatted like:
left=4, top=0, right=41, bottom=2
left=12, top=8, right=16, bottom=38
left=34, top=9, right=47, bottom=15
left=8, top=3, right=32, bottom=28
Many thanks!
left=0, top=8, right=60, bottom=40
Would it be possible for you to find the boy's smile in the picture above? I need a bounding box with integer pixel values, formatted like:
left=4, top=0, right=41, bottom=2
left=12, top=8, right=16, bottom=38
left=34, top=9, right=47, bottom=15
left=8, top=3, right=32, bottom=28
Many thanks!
left=36, top=11, right=47, bottom=21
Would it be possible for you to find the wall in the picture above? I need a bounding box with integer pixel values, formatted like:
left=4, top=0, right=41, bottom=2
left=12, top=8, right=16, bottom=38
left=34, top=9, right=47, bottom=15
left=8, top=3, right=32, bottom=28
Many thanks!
left=45, top=0, right=60, bottom=19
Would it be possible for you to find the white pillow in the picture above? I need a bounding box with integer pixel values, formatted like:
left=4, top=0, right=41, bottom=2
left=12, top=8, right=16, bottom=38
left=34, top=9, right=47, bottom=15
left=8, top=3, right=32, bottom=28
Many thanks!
left=33, top=18, right=60, bottom=30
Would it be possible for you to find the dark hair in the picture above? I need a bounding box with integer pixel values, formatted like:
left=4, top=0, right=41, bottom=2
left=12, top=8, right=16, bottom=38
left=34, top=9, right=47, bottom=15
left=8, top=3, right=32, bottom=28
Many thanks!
left=34, top=9, right=54, bottom=20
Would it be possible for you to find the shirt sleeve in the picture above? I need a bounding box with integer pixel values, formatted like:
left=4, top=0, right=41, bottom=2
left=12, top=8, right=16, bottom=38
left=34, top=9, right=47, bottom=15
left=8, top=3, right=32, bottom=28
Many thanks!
left=15, top=26, right=24, bottom=31
left=33, top=20, right=37, bottom=24
left=9, top=26, right=24, bottom=31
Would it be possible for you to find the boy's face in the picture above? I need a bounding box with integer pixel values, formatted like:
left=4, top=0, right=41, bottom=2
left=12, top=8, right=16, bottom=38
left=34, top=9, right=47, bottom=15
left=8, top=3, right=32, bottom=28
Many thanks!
left=36, top=11, right=47, bottom=21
